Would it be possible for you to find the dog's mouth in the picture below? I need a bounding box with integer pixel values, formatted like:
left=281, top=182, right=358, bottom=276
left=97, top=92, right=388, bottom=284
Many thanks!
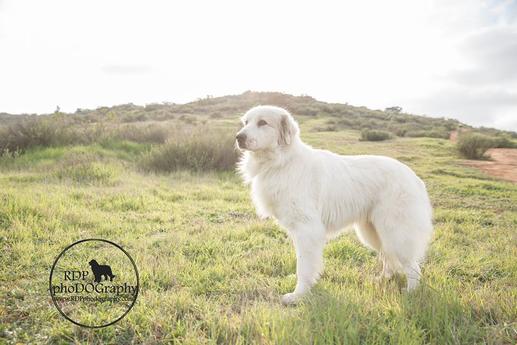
left=236, top=139, right=247, bottom=150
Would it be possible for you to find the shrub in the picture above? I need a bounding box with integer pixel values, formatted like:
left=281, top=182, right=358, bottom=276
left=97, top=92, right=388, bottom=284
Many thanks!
left=313, top=125, right=337, bottom=132
left=492, top=136, right=517, bottom=148
left=457, top=133, right=495, bottom=159
left=139, top=129, right=239, bottom=173
left=360, top=129, right=392, bottom=141
left=337, top=118, right=353, bottom=127
left=179, top=115, right=196, bottom=124
left=297, top=108, right=318, bottom=116
left=111, top=124, right=170, bottom=144
left=0, top=116, right=77, bottom=152
left=209, top=112, right=223, bottom=119
left=0, top=117, right=171, bottom=155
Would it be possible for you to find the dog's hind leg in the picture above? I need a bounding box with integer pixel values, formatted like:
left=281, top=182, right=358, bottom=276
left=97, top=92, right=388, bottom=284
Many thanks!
left=371, top=209, right=431, bottom=291
left=354, top=221, right=381, bottom=252
left=400, top=260, right=421, bottom=291
left=281, top=219, right=326, bottom=305
left=377, top=252, right=394, bottom=279
left=355, top=221, right=393, bottom=279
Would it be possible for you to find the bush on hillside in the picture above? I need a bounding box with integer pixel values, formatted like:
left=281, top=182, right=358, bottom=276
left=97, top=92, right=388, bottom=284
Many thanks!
left=0, top=116, right=78, bottom=153
left=0, top=116, right=173, bottom=154
left=360, top=129, right=392, bottom=141
left=111, top=124, right=170, bottom=144
left=139, top=129, right=239, bottom=172
left=457, top=133, right=495, bottom=159
left=492, top=136, right=517, bottom=148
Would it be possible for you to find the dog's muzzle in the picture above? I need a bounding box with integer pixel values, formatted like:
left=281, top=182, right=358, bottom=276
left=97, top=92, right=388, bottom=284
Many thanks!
left=236, top=133, right=247, bottom=149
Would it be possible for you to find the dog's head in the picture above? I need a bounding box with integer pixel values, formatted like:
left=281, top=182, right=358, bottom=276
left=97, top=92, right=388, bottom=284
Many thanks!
left=236, top=106, right=299, bottom=151
left=89, top=259, right=98, bottom=267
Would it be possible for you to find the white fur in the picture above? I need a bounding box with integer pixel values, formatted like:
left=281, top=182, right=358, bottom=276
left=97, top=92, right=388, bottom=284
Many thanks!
left=237, top=106, right=433, bottom=305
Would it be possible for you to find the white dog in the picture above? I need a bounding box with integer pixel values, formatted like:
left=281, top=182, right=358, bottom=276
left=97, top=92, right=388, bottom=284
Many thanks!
left=236, top=105, right=433, bottom=305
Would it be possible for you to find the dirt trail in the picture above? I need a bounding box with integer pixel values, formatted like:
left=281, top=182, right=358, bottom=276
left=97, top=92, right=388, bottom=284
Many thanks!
left=464, top=148, right=517, bottom=183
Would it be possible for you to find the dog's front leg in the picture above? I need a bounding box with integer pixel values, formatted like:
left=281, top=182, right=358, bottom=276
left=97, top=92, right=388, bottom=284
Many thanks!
left=282, top=221, right=326, bottom=305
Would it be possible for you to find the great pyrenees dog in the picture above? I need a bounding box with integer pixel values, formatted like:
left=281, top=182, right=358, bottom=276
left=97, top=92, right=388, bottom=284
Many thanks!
left=236, top=105, right=433, bottom=305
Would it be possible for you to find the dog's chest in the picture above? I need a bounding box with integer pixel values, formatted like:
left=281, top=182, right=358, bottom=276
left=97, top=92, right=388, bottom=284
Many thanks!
left=252, top=174, right=293, bottom=218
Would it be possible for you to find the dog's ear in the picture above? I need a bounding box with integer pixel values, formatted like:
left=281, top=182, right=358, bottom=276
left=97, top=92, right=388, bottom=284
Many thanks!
left=278, top=114, right=297, bottom=146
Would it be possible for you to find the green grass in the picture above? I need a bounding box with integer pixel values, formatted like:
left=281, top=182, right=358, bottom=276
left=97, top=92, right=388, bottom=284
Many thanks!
left=0, top=120, right=516, bottom=344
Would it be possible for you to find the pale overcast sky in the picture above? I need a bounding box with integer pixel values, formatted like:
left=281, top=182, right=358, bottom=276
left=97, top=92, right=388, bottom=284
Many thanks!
left=0, top=0, right=516, bottom=130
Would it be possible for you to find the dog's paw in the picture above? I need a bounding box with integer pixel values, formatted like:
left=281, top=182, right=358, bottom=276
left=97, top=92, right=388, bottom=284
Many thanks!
left=281, top=292, right=301, bottom=306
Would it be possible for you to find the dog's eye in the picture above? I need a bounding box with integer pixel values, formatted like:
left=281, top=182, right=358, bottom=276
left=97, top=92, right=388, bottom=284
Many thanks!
left=257, top=119, right=267, bottom=127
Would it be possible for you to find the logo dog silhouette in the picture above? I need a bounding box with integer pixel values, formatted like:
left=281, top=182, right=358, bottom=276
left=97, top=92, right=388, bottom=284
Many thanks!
left=89, top=259, right=116, bottom=283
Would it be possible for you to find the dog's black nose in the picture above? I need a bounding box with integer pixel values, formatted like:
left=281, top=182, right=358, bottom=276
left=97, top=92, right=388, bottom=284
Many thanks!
left=236, top=133, right=247, bottom=146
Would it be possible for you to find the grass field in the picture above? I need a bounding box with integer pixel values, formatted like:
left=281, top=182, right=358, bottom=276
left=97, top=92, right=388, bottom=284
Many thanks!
left=1, top=114, right=516, bottom=344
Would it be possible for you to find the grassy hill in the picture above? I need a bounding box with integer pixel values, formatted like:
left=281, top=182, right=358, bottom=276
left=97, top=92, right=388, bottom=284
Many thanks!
left=0, top=92, right=516, bottom=344
left=2, top=91, right=516, bottom=156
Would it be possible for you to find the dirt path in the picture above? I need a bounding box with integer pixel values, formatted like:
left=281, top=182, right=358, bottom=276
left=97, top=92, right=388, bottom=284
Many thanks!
left=463, top=148, right=517, bottom=183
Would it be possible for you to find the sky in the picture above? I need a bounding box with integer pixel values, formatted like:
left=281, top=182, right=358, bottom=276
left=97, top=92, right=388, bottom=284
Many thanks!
left=0, top=0, right=516, bottom=130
